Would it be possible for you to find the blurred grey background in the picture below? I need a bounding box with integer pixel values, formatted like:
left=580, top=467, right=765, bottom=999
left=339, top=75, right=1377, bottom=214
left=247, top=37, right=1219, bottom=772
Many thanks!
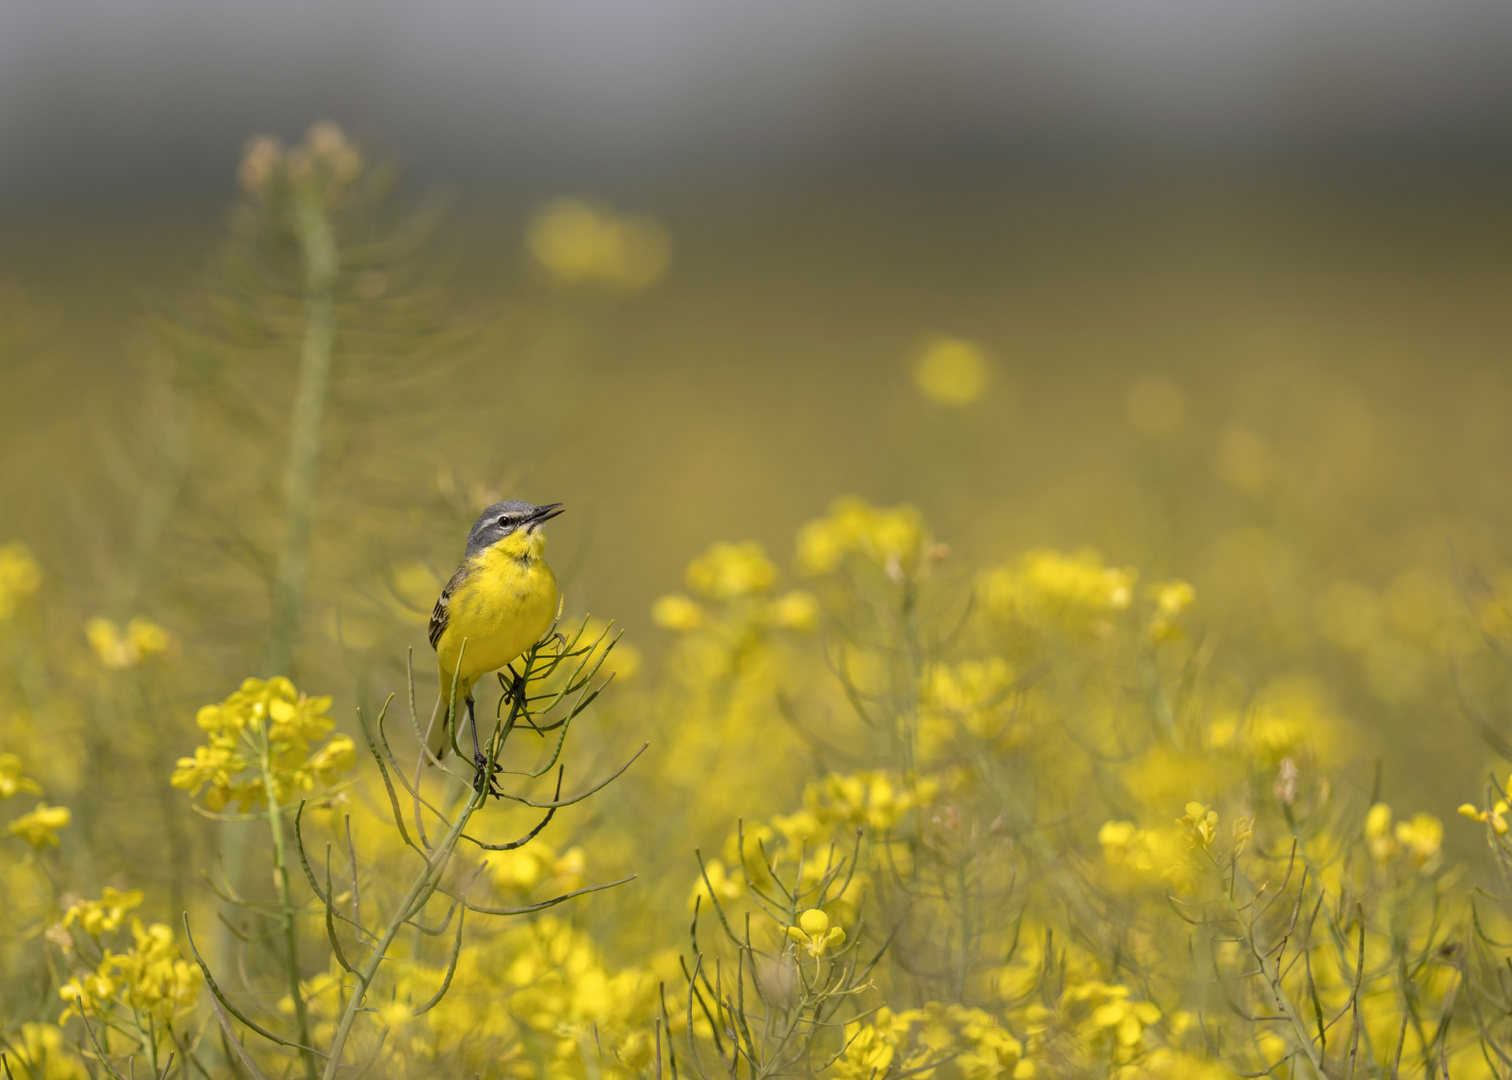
left=4, top=0, right=1512, bottom=199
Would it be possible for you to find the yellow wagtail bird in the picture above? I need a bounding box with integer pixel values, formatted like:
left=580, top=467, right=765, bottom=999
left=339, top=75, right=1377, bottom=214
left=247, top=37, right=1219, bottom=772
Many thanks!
left=428, top=500, right=564, bottom=769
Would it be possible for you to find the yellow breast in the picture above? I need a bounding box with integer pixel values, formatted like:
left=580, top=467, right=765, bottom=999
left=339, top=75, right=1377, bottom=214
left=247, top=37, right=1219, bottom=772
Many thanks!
left=437, top=529, right=558, bottom=692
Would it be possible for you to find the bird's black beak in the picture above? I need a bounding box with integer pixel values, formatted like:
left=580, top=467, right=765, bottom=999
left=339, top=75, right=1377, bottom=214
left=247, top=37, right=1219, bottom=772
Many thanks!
left=528, top=503, right=565, bottom=527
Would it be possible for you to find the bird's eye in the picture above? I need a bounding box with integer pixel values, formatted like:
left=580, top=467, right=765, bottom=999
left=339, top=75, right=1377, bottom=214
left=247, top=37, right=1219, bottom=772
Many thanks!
left=497, top=518, right=510, bottom=528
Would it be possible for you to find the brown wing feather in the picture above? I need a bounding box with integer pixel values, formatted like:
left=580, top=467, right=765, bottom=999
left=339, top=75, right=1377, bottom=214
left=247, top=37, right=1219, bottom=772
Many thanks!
left=428, top=566, right=469, bottom=650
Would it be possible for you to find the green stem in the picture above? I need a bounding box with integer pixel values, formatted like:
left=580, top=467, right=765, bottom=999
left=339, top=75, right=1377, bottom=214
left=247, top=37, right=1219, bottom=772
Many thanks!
left=320, top=779, right=487, bottom=1079
left=259, top=736, right=319, bottom=1080
left=265, top=195, right=338, bottom=678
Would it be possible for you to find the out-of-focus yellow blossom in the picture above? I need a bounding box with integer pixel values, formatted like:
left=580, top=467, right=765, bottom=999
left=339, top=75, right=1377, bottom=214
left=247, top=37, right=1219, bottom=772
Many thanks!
left=0, top=752, right=43, bottom=799
left=1099, top=820, right=1199, bottom=893
left=84, top=615, right=172, bottom=669
left=763, top=589, right=820, bottom=632
left=1179, top=802, right=1219, bottom=850
left=1365, top=802, right=1397, bottom=862
left=686, top=540, right=777, bottom=599
left=1394, top=812, right=1443, bottom=869
left=807, top=770, right=939, bottom=831
left=493, top=841, right=586, bottom=896
left=913, top=336, right=990, bottom=406
left=171, top=677, right=351, bottom=811
left=576, top=615, right=641, bottom=681
left=7, top=802, right=70, bottom=848
left=953, top=1005, right=1034, bottom=1080
left=1061, top=981, right=1160, bottom=1063
left=920, top=658, right=1017, bottom=759
left=770, top=808, right=824, bottom=847
left=1208, top=679, right=1340, bottom=770
left=0, top=541, right=41, bottom=618
left=785, top=907, right=845, bottom=958
left=796, top=497, right=925, bottom=578
left=62, top=887, right=143, bottom=937
left=651, top=593, right=704, bottom=632
left=689, top=857, right=745, bottom=910
left=721, top=823, right=776, bottom=888
left=4, top=1022, right=89, bottom=1080
left=304, top=733, right=356, bottom=784
left=527, top=198, right=671, bottom=291
left=980, top=548, right=1135, bottom=638
left=1147, top=580, right=1195, bottom=643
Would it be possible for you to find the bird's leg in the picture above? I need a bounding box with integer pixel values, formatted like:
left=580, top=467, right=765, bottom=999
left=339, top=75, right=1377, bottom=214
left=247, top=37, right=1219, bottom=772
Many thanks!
left=469, top=697, right=503, bottom=798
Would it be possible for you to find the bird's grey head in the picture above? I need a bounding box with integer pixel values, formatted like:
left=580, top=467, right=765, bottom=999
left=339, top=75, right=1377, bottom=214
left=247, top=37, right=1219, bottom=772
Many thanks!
left=463, top=500, right=565, bottom=556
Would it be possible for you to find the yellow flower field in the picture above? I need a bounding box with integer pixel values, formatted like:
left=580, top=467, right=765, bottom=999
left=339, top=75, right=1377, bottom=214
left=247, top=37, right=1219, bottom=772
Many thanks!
left=4, top=124, right=1512, bottom=1079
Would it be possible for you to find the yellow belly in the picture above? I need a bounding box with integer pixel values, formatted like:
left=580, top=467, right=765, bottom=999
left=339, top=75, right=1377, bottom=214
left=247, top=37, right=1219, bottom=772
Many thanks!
left=436, top=545, right=558, bottom=698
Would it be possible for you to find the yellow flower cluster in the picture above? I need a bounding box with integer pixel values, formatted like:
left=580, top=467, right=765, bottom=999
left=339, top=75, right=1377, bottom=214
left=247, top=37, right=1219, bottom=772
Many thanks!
left=919, top=658, right=1018, bottom=760
left=1366, top=802, right=1443, bottom=870
left=0, top=541, right=41, bottom=619
left=1056, top=980, right=1162, bottom=1064
left=1, top=1022, right=89, bottom=1080
left=0, top=752, right=42, bottom=799
left=1206, top=679, right=1341, bottom=770
left=527, top=198, right=671, bottom=291
left=61, top=886, right=143, bottom=937
left=980, top=548, right=1135, bottom=638
left=833, top=1003, right=1035, bottom=1080
left=796, top=497, right=928, bottom=579
left=804, top=770, right=941, bottom=833
left=1098, top=820, right=1193, bottom=891
left=169, top=676, right=354, bottom=811
left=58, top=918, right=200, bottom=1031
left=652, top=540, right=818, bottom=634
left=491, top=840, right=586, bottom=897
left=84, top=615, right=172, bottom=669
left=7, top=802, right=70, bottom=848
left=687, top=770, right=933, bottom=919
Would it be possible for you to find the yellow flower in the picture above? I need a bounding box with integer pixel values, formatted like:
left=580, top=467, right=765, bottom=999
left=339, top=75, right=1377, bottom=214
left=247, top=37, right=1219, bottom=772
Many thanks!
left=8, top=802, right=70, bottom=848
left=796, top=497, right=925, bottom=578
left=689, top=858, right=744, bottom=911
left=809, top=771, right=938, bottom=831
left=527, top=198, right=671, bottom=291
left=764, top=590, right=820, bottom=632
left=0, top=541, right=42, bottom=618
left=86, top=615, right=173, bottom=669
left=1178, top=802, right=1218, bottom=850
left=62, top=887, right=144, bottom=937
left=1365, top=802, right=1397, bottom=862
left=980, top=548, right=1135, bottom=637
left=0, top=752, right=43, bottom=799
left=914, top=336, right=990, bottom=406
left=1394, top=813, right=1442, bottom=869
left=304, top=733, right=356, bottom=784
left=1148, top=580, right=1196, bottom=643
left=785, top=908, right=845, bottom=958
left=651, top=594, right=704, bottom=632
left=1459, top=799, right=1510, bottom=836
left=686, top=541, right=777, bottom=600
left=174, top=677, right=346, bottom=811
left=7, top=1022, right=89, bottom=1079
